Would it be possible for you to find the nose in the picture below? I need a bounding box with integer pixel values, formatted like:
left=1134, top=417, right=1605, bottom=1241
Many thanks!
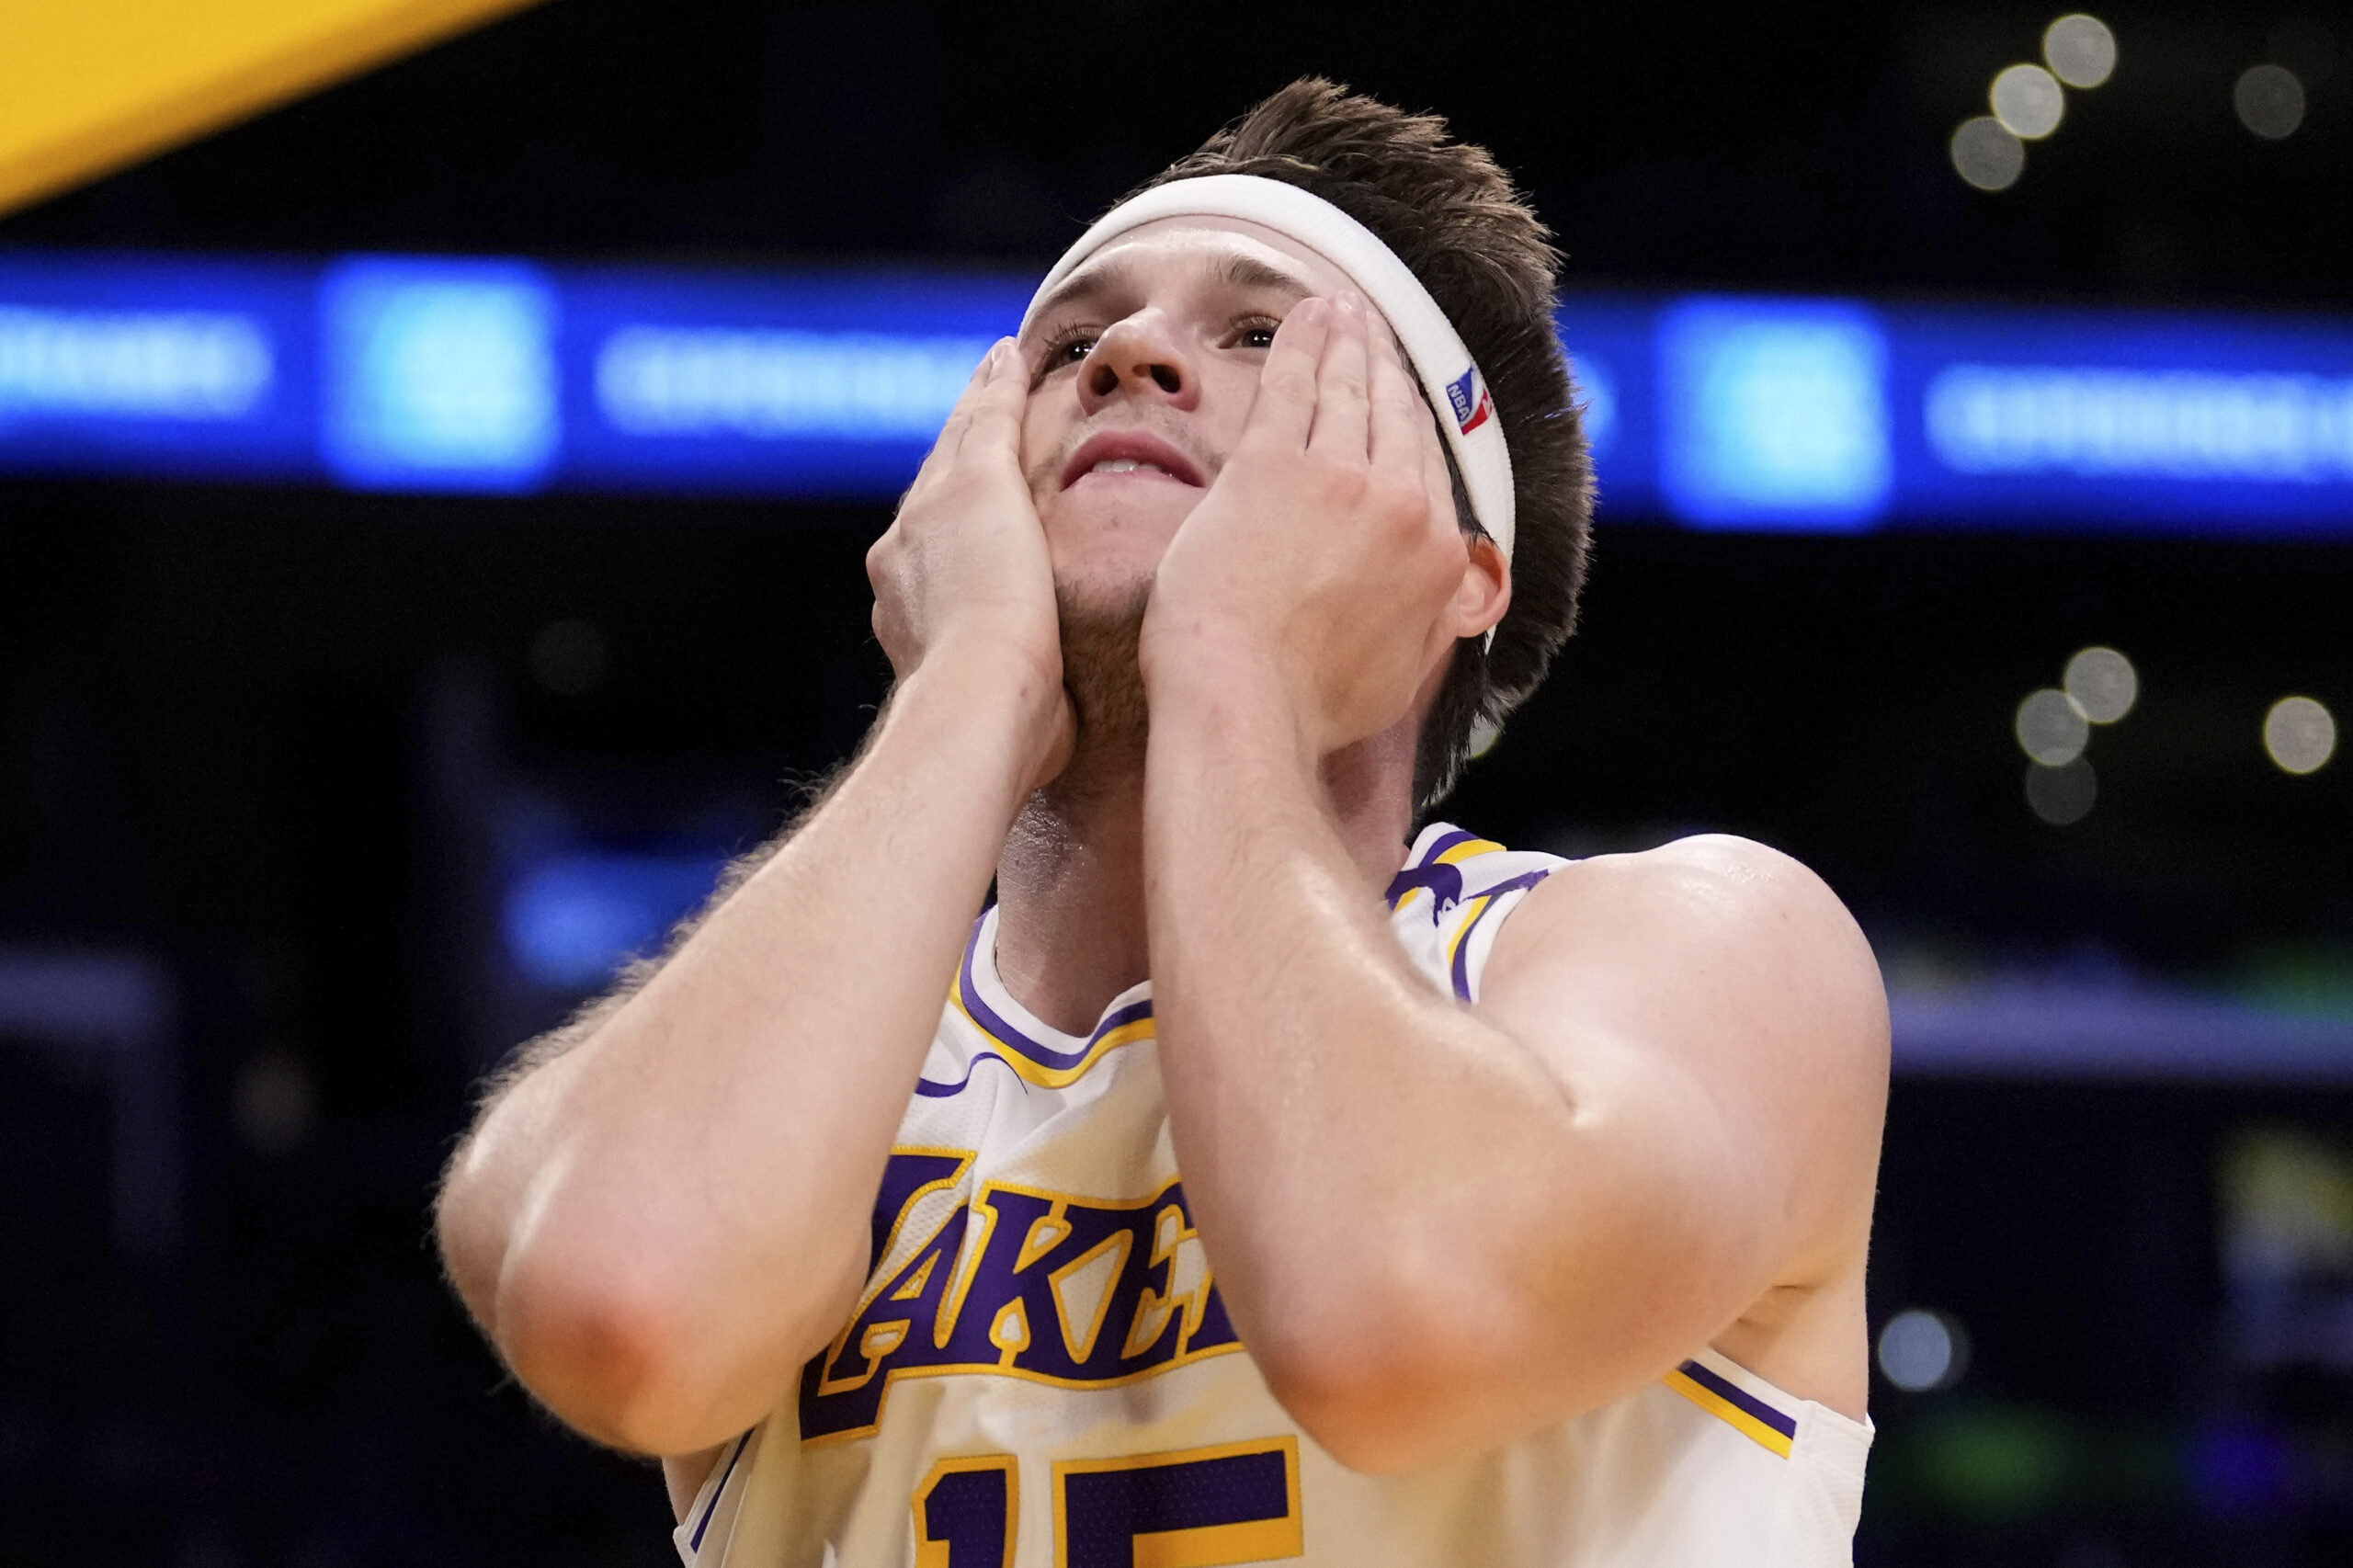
left=1077, top=312, right=1199, bottom=415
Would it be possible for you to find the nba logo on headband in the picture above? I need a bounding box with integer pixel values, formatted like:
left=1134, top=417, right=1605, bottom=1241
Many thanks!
left=1447, top=366, right=1494, bottom=436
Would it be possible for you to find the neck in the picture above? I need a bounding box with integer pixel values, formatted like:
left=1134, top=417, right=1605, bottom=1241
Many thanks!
left=991, top=715, right=1424, bottom=1037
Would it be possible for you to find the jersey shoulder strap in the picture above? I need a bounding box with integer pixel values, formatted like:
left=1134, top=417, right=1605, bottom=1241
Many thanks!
left=1384, top=823, right=1568, bottom=1003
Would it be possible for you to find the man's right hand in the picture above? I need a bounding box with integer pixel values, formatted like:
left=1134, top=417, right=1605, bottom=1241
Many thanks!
left=437, top=349, right=1084, bottom=1461
left=866, top=337, right=1074, bottom=791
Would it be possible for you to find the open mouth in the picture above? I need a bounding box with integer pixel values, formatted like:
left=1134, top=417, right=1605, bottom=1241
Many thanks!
left=1060, top=431, right=1207, bottom=491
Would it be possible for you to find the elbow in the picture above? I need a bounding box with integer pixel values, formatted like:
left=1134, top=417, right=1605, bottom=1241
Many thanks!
left=432, top=1136, right=863, bottom=1454
left=1246, top=1286, right=1499, bottom=1476
left=432, top=1178, right=505, bottom=1338
left=485, top=1222, right=857, bottom=1457
left=1257, top=1352, right=1431, bottom=1475
left=1247, top=1264, right=1639, bottom=1475
left=494, top=1255, right=721, bottom=1453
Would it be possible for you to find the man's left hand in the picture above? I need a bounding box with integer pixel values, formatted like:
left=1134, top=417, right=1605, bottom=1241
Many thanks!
left=1140, top=292, right=1480, bottom=756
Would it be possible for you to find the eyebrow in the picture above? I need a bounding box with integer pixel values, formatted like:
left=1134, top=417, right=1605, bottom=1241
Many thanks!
left=1026, top=247, right=1317, bottom=330
left=1209, top=252, right=1316, bottom=296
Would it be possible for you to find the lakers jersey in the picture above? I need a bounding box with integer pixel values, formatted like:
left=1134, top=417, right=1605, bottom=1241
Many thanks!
left=675, top=824, right=1871, bottom=1567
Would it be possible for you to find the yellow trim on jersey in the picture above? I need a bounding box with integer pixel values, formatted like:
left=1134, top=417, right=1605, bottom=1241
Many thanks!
left=1433, top=836, right=1506, bottom=866
left=1046, top=1229, right=1135, bottom=1364
left=938, top=1199, right=1001, bottom=1350
left=801, top=1339, right=1253, bottom=1449
left=913, top=1454, right=1017, bottom=1568
left=948, top=971, right=1157, bottom=1089
left=989, top=1300, right=1031, bottom=1366
left=1016, top=1209, right=1075, bottom=1273
left=1445, top=892, right=1496, bottom=972
left=1051, top=1437, right=1302, bottom=1568
left=891, top=1252, right=938, bottom=1301
left=1664, top=1366, right=1797, bottom=1458
left=818, top=1147, right=974, bottom=1376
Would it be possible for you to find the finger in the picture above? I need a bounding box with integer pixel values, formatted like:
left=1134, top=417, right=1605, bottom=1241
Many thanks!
left=1367, top=318, right=1425, bottom=477
left=1307, top=292, right=1371, bottom=460
left=936, top=339, right=1012, bottom=461
left=961, top=338, right=1029, bottom=466
left=1241, top=297, right=1329, bottom=453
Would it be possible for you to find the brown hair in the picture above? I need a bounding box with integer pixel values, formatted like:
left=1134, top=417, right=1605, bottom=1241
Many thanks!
left=1138, top=78, right=1593, bottom=810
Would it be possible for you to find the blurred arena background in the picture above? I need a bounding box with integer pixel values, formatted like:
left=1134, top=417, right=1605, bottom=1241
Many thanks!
left=3, top=2, right=2351, bottom=1562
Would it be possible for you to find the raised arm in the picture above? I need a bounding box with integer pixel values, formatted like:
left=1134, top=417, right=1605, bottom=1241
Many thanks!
left=1139, top=297, right=1888, bottom=1471
left=434, top=341, right=1069, bottom=1457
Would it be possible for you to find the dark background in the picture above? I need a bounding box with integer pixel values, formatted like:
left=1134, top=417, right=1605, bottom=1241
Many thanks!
left=4, top=3, right=2352, bottom=1563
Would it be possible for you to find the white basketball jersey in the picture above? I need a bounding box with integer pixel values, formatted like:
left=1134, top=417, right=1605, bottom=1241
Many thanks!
left=676, top=823, right=1871, bottom=1567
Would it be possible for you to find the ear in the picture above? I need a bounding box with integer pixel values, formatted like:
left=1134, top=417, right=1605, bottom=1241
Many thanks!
left=1449, top=531, right=1512, bottom=643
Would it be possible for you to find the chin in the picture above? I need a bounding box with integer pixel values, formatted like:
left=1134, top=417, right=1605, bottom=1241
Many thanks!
left=1053, top=565, right=1157, bottom=628
left=1042, top=492, right=1194, bottom=615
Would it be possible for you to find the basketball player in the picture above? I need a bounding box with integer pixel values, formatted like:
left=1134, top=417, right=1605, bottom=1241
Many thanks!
left=437, top=81, right=1889, bottom=1565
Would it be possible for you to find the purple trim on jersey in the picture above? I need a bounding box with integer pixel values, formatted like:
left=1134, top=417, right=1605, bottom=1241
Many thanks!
left=1385, top=824, right=1479, bottom=908
left=1417, top=826, right=1479, bottom=866
left=1385, top=861, right=1465, bottom=912
left=1449, top=869, right=1553, bottom=1000
left=688, top=1429, right=753, bottom=1551
left=913, top=914, right=1154, bottom=1096
left=958, top=915, right=1153, bottom=1069
left=1676, top=1358, right=1799, bottom=1441
left=913, top=1049, right=1026, bottom=1098
left=953, top=914, right=1032, bottom=1047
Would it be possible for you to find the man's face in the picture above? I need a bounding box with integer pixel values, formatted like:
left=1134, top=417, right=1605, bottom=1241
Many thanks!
left=1017, top=217, right=1362, bottom=617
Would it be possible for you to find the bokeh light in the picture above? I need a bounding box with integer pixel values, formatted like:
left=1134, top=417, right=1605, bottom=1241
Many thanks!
left=2234, top=64, right=2307, bottom=140
left=1879, top=1308, right=1971, bottom=1392
left=2063, top=646, right=2138, bottom=723
left=1993, top=63, right=2067, bottom=139
left=2027, top=757, right=2097, bottom=824
left=2043, top=14, right=2118, bottom=89
left=2017, top=687, right=2090, bottom=766
left=1951, top=117, right=2026, bottom=191
left=2264, top=696, right=2336, bottom=775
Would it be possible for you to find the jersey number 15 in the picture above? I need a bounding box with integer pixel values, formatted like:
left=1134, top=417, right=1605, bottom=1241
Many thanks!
left=915, top=1436, right=1302, bottom=1568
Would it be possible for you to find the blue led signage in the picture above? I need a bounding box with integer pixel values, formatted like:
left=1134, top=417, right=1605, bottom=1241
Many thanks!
left=1656, top=298, right=1892, bottom=529
left=560, top=267, right=1028, bottom=496
left=3, top=247, right=2351, bottom=540
left=321, top=256, right=562, bottom=492
left=0, top=254, right=316, bottom=481
left=1883, top=305, right=2353, bottom=534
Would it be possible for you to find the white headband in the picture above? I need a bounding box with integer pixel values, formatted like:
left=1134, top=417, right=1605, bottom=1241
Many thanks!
left=1022, top=173, right=1516, bottom=564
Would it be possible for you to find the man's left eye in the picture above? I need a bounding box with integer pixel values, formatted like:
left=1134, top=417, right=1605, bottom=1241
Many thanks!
left=1037, top=331, right=1097, bottom=369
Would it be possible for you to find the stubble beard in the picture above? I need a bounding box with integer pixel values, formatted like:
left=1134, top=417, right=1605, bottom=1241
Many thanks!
left=1026, top=409, right=1216, bottom=804
left=1051, top=576, right=1154, bottom=800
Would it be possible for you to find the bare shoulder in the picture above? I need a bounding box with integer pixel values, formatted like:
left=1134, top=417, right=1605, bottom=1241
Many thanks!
left=1481, top=833, right=1889, bottom=1241
left=1488, top=833, right=1887, bottom=1074
left=1529, top=832, right=1870, bottom=947
left=1481, top=834, right=1889, bottom=1412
